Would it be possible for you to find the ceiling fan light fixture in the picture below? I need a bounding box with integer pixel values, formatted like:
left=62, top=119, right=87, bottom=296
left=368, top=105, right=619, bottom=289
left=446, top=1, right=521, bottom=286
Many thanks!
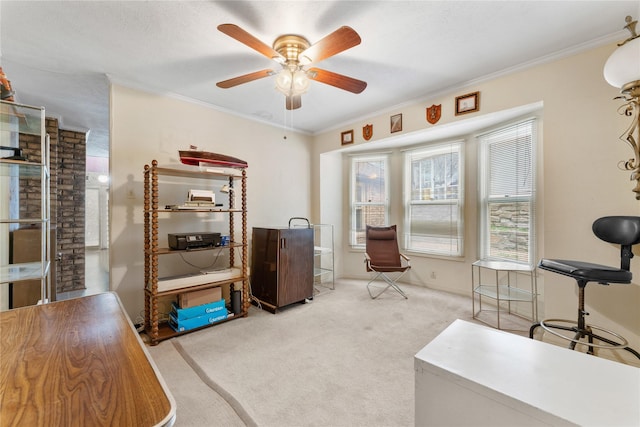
left=274, top=69, right=292, bottom=94
left=292, top=70, right=311, bottom=93
left=275, top=69, right=310, bottom=97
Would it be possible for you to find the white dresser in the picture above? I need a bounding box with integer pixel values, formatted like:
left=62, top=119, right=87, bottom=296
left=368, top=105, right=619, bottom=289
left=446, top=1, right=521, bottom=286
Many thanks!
left=415, top=319, right=640, bottom=426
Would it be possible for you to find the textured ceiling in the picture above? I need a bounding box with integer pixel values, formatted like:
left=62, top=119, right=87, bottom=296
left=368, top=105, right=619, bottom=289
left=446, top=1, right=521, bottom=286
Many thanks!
left=1, top=1, right=639, bottom=158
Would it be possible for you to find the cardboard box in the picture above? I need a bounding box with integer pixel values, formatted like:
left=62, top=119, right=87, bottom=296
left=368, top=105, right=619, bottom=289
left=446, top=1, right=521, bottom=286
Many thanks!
left=171, top=299, right=226, bottom=320
left=169, top=309, right=228, bottom=332
left=178, top=287, right=222, bottom=308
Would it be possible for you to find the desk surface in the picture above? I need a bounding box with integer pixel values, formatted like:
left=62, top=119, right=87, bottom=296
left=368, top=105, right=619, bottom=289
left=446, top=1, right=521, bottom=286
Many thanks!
left=0, top=292, right=175, bottom=426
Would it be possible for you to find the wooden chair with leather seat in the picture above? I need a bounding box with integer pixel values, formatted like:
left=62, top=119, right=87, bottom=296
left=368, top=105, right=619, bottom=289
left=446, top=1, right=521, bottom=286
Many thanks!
left=364, top=225, right=411, bottom=299
left=530, top=216, right=640, bottom=360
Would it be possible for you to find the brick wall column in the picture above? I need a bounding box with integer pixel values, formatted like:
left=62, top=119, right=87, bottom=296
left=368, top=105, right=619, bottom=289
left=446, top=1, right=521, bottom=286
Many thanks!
left=56, top=129, right=86, bottom=292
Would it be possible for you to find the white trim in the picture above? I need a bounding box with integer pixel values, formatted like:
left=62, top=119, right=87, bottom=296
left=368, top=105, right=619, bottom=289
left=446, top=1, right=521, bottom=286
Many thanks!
left=320, top=32, right=624, bottom=135
left=107, top=74, right=313, bottom=137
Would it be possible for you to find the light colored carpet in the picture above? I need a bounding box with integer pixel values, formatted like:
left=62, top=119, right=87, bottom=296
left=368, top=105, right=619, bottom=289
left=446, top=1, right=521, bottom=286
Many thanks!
left=149, top=279, right=515, bottom=427
left=147, top=338, right=247, bottom=427
left=147, top=279, right=639, bottom=426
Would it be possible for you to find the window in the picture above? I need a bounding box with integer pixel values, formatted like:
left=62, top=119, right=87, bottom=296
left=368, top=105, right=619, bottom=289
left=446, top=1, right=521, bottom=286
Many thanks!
left=403, top=142, right=463, bottom=256
left=350, top=154, right=389, bottom=246
left=479, top=119, right=536, bottom=264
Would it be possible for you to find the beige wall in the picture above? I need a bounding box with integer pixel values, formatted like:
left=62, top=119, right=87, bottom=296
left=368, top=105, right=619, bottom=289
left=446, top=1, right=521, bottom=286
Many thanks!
left=110, top=42, right=639, bottom=360
left=109, top=84, right=312, bottom=318
left=312, top=43, right=640, bottom=356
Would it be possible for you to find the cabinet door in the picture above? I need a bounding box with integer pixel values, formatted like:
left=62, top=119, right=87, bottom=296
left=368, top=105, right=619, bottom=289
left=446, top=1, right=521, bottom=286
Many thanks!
left=277, top=228, right=313, bottom=306
left=250, top=228, right=279, bottom=306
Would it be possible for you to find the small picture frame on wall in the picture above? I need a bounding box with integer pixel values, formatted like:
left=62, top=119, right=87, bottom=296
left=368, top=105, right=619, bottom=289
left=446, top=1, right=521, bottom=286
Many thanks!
left=455, top=91, right=480, bottom=115
left=390, top=113, right=402, bottom=133
left=341, top=129, right=354, bottom=145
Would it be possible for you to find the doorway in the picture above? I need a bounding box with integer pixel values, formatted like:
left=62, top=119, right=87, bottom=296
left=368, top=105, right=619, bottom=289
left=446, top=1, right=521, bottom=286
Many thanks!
left=85, top=171, right=109, bottom=295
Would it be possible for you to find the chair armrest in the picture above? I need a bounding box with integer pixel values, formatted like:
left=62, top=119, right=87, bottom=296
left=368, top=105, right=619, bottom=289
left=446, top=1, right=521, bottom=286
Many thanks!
left=400, top=253, right=410, bottom=266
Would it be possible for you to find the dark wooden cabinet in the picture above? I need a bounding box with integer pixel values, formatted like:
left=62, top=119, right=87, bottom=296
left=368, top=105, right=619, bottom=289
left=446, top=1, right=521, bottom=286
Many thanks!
left=251, top=227, right=314, bottom=312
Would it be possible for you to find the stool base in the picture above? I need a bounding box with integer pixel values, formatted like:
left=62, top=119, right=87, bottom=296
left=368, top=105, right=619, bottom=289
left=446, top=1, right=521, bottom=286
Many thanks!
left=530, top=318, right=640, bottom=360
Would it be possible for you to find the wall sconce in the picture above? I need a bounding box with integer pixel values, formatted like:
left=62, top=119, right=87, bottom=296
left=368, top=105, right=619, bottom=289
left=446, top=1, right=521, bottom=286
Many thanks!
left=604, top=16, right=640, bottom=200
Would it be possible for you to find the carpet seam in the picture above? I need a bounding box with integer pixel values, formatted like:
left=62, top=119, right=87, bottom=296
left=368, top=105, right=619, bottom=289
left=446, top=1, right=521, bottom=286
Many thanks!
left=172, top=339, right=258, bottom=427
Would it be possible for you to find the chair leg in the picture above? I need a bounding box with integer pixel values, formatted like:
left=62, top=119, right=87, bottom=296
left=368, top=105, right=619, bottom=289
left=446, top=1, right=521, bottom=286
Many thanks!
left=529, top=323, right=540, bottom=338
left=367, top=273, right=390, bottom=299
left=389, top=282, right=408, bottom=299
left=367, top=271, right=408, bottom=299
left=585, top=326, right=595, bottom=355
left=568, top=327, right=593, bottom=353
left=382, top=273, right=407, bottom=299
left=585, top=330, right=640, bottom=360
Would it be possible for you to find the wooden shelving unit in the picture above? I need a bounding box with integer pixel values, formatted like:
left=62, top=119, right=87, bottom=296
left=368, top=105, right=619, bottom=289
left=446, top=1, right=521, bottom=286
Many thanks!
left=143, top=160, right=248, bottom=345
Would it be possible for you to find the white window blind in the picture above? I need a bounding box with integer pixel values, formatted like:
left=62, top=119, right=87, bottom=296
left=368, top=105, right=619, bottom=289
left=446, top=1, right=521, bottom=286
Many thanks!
left=479, top=119, right=536, bottom=264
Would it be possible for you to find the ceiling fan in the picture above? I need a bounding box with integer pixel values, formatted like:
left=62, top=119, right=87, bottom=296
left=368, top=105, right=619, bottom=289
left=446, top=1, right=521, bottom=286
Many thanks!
left=216, top=24, right=367, bottom=110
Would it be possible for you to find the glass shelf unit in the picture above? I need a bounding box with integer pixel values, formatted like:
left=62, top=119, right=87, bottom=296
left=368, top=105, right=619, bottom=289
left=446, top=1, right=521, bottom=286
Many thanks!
left=0, top=262, right=50, bottom=283
left=0, top=100, right=50, bottom=311
left=313, top=224, right=334, bottom=292
left=471, top=259, right=537, bottom=330
left=0, top=101, right=44, bottom=135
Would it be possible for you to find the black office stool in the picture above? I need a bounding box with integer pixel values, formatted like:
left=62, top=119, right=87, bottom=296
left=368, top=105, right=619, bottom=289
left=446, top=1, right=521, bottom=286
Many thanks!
left=530, top=216, right=640, bottom=360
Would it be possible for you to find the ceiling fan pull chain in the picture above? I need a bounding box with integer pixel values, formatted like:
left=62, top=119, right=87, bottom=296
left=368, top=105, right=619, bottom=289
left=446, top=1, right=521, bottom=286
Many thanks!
left=282, top=100, right=290, bottom=137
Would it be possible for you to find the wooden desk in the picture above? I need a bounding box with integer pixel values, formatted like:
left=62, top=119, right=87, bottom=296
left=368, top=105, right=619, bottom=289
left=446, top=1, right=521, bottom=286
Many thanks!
left=0, top=293, right=175, bottom=426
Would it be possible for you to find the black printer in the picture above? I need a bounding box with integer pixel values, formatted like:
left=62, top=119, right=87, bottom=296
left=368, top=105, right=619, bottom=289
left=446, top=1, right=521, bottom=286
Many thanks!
left=168, top=232, right=221, bottom=250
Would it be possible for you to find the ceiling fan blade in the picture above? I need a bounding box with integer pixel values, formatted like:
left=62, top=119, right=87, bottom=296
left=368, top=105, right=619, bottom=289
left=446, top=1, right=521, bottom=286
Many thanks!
left=286, top=95, right=302, bottom=110
left=299, top=26, right=361, bottom=64
left=308, top=68, right=367, bottom=94
left=218, top=23, right=284, bottom=61
left=216, top=69, right=274, bottom=88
